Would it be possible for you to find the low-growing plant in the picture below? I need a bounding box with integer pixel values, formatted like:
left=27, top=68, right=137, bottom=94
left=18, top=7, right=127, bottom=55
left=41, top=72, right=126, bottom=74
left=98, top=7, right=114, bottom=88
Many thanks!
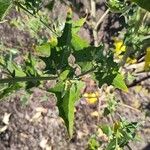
left=88, top=118, right=138, bottom=150
left=0, top=0, right=149, bottom=149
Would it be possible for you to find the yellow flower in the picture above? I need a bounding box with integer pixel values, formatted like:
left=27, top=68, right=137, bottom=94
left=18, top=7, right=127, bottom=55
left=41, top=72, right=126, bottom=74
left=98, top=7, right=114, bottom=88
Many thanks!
left=83, top=92, right=99, bottom=104
left=144, top=47, right=150, bottom=71
left=113, top=37, right=137, bottom=64
left=113, top=38, right=126, bottom=55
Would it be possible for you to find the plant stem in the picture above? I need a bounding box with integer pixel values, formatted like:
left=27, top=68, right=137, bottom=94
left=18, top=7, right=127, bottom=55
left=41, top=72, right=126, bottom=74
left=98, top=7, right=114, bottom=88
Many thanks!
left=128, top=73, right=150, bottom=87
left=0, top=76, right=58, bottom=84
left=90, top=0, right=98, bottom=47
left=94, top=8, right=110, bottom=31
left=75, top=66, right=98, bottom=78
left=126, top=144, right=132, bottom=150
left=90, top=1, right=109, bottom=47
left=120, top=46, right=133, bottom=67
left=118, top=102, right=141, bottom=112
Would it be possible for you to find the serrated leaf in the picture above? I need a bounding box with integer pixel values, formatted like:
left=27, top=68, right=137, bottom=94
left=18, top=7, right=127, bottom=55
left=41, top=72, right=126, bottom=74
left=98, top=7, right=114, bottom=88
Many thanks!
left=0, top=0, right=12, bottom=20
left=112, top=73, right=128, bottom=92
left=36, top=43, right=51, bottom=57
left=58, top=10, right=72, bottom=46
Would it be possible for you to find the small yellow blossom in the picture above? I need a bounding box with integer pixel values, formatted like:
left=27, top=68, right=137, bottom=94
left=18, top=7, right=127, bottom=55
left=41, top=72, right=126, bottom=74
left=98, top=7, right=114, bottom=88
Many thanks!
left=83, top=92, right=99, bottom=104
left=113, top=37, right=137, bottom=64
left=113, top=38, right=126, bottom=56
left=144, top=47, right=150, bottom=71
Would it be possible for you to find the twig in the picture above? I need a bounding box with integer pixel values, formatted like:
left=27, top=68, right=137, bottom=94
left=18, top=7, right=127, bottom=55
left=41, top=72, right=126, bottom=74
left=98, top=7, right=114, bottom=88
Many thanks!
left=134, top=72, right=150, bottom=77
left=94, top=8, right=110, bottom=30
left=97, top=85, right=107, bottom=122
left=90, top=1, right=109, bottom=47
left=118, top=102, right=141, bottom=113
left=120, top=46, right=133, bottom=67
left=90, top=0, right=96, bottom=19
left=128, top=74, right=150, bottom=87
left=125, top=62, right=144, bottom=70
left=126, top=144, right=132, bottom=150
left=90, top=0, right=98, bottom=47
left=75, top=66, right=98, bottom=78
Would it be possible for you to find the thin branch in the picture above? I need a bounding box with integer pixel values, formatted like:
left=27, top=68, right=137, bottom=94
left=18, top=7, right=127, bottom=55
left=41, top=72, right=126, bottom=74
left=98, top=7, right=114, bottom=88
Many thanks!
left=120, top=46, right=133, bottom=67
left=128, top=74, right=150, bottom=87
left=118, top=102, right=141, bottom=112
left=90, top=0, right=98, bottom=47
left=125, top=62, right=144, bottom=70
left=0, top=76, right=58, bottom=84
left=75, top=66, right=98, bottom=78
left=126, top=144, right=132, bottom=150
left=90, top=0, right=96, bottom=18
left=94, top=8, right=110, bottom=30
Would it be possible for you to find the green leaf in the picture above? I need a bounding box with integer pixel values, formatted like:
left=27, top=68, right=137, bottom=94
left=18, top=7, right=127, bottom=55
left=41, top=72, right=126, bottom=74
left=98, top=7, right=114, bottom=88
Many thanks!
left=88, top=137, right=100, bottom=150
left=58, top=10, right=72, bottom=46
left=27, top=17, right=42, bottom=33
left=12, top=63, right=26, bottom=77
left=0, top=83, right=23, bottom=99
left=49, top=37, right=58, bottom=48
left=63, top=84, right=76, bottom=137
left=107, top=0, right=128, bottom=13
left=36, top=43, right=51, bottom=57
left=65, top=81, right=84, bottom=137
left=71, top=34, right=89, bottom=51
left=132, top=0, right=150, bottom=12
left=73, top=46, right=99, bottom=62
left=52, top=81, right=84, bottom=137
left=0, top=0, right=12, bottom=20
left=100, top=125, right=112, bottom=137
left=60, top=70, right=70, bottom=81
left=72, top=18, right=86, bottom=33
left=112, top=73, right=128, bottom=92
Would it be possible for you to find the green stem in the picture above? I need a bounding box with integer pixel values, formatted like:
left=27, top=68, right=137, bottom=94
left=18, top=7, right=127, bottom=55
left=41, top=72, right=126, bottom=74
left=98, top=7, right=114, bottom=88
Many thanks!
left=119, top=46, right=133, bottom=67
left=75, top=66, right=98, bottom=78
left=0, top=76, right=58, bottom=84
